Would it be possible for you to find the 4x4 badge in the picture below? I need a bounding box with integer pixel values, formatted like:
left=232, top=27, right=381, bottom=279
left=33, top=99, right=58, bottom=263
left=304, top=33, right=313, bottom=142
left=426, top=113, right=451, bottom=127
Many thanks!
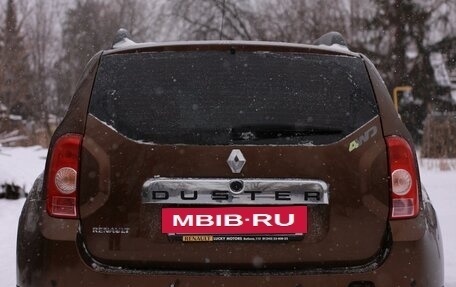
left=227, top=149, right=246, bottom=173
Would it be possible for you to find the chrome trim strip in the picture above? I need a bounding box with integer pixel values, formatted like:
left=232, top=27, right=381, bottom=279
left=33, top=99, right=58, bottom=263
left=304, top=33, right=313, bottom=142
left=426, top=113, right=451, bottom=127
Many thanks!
left=142, top=178, right=329, bottom=205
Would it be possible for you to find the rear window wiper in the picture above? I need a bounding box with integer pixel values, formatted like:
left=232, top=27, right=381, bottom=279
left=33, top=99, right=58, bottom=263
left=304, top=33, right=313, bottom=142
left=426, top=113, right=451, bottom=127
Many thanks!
left=230, top=124, right=343, bottom=140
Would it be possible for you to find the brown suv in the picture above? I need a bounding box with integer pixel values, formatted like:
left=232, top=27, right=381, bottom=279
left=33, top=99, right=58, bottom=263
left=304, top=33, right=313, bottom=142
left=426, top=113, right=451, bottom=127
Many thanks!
left=17, top=32, right=444, bottom=287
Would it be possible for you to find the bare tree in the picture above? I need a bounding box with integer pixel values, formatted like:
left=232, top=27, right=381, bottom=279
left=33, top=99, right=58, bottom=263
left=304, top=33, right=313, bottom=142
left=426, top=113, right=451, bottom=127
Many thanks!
left=346, top=0, right=456, bottom=141
left=113, top=0, right=160, bottom=41
left=159, top=0, right=257, bottom=40
left=159, top=0, right=353, bottom=43
left=23, top=0, right=63, bottom=138
left=0, top=0, right=32, bottom=118
left=53, top=0, right=155, bottom=119
left=254, top=0, right=349, bottom=43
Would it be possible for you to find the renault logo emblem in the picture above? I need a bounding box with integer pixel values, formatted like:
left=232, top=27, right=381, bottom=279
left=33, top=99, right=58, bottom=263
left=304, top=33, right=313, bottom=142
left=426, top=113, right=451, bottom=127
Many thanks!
left=227, top=149, right=246, bottom=173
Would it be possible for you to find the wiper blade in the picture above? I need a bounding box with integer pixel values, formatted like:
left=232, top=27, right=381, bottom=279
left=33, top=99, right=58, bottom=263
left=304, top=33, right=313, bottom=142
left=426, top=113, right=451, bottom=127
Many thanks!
left=230, top=124, right=343, bottom=140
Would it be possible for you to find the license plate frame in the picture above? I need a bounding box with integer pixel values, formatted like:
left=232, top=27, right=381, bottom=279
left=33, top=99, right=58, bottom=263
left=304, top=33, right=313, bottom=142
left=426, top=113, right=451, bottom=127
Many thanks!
left=162, top=206, right=308, bottom=235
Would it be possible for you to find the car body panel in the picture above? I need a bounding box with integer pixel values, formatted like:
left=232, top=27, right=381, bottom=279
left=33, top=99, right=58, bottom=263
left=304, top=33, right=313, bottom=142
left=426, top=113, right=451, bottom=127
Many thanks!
left=78, top=115, right=389, bottom=269
left=17, top=197, right=443, bottom=287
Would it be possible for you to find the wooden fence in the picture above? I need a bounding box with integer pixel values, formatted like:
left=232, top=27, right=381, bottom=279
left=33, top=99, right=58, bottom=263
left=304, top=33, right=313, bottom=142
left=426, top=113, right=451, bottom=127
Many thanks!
left=421, top=112, right=456, bottom=158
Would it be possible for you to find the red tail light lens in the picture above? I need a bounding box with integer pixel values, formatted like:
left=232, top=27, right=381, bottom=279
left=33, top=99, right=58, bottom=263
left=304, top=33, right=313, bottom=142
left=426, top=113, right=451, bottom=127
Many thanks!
left=46, top=134, right=82, bottom=218
left=386, top=136, right=419, bottom=219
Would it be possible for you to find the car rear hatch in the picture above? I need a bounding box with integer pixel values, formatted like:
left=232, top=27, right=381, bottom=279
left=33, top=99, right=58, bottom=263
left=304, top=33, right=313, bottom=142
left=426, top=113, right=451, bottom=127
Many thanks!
left=78, top=48, right=389, bottom=270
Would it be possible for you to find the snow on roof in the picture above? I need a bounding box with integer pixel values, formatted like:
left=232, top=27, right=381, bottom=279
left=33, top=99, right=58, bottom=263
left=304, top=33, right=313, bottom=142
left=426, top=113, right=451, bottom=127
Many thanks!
left=106, top=40, right=359, bottom=57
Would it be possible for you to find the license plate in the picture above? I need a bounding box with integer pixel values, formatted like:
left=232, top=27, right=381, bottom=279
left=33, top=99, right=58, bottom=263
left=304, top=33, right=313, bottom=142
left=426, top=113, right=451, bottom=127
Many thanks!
left=162, top=206, right=307, bottom=235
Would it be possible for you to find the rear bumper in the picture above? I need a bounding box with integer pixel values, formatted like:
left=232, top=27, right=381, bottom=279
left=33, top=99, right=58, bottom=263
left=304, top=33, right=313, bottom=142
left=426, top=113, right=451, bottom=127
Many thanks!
left=17, top=201, right=444, bottom=287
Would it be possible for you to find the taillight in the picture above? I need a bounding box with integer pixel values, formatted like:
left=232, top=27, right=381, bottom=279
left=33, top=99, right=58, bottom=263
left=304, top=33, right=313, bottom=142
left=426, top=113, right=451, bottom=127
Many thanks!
left=386, top=136, right=419, bottom=219
left=46, top=134, right=82, bottom=218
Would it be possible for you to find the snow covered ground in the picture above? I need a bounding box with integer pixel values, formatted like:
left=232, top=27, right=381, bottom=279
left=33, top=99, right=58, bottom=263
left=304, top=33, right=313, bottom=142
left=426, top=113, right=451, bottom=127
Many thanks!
left=0, top=146, right=455, bottom=286
left=420, top=163, right=456, bottom=286
left=0, top=146, right=47, bottom=287
left=0, top=146, right=47, bottom=192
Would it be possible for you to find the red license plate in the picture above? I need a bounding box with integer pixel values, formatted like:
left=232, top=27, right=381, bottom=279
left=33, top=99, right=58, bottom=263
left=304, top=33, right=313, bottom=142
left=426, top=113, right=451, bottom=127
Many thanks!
left=162, top=206, right=307, bottom=235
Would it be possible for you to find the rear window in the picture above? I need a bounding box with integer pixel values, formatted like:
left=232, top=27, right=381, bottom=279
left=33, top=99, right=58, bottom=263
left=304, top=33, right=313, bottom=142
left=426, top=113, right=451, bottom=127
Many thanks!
left=89, top=50, right=378, bottom=145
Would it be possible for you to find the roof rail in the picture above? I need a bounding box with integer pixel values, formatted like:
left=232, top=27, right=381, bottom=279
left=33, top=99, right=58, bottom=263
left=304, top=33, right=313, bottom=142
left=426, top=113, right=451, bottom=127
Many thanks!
left=313, top=31, right=347, bottom=47
left=112, top=28, right=136, bottom=49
